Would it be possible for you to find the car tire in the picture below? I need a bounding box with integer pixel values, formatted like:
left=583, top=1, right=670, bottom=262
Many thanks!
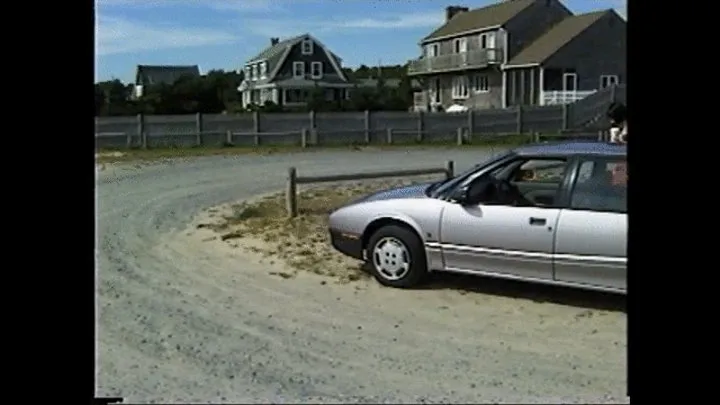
left=366, top=225, right=428, bottom=288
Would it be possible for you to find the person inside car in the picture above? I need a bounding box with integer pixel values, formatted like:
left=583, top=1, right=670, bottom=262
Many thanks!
left=606, top=102, right=627, bottom=144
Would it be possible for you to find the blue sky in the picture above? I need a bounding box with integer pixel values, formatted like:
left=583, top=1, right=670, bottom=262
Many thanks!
left=96, top=0, right=626, bottom=83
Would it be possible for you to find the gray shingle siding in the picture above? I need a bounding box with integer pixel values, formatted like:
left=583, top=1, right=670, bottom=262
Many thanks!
left=273, top=39, right=346, bottom=82
left=544, top=11, right=626, bottom=91
left=503, top=0, right=571, bottom=62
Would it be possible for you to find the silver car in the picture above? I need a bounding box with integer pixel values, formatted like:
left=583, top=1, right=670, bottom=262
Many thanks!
left=328, top=141, right=627, bottom=294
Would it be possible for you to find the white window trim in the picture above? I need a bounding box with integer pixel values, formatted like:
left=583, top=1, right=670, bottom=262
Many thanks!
left=244, top=66, right=251, bottom=80
left=452, top=75, right=469, bottom=99
left=479, top=33, right=487, bottom=49
left=426, top=43, right=439, bottom=58
left=293, top=61, right=305, bottom=78
left=310, top=62, right=323, bottom=79
left=301, top=39, right=313, bottom=55
left=472, top=74, right=489, bottom=93
left=259, top=62, right=267, bottom=79
left=453, top=38, right=467, bottom=53
left=600, top=74, right=619, bottom=88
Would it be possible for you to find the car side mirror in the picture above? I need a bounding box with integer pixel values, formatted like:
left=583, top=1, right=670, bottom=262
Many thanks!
left=452, top=177, right=492, bottom=205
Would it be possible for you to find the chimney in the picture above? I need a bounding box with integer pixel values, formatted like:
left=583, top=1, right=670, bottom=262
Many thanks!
left=270, top=37, right=279, bottom=45
left=445, top=6, right=469, bottom=22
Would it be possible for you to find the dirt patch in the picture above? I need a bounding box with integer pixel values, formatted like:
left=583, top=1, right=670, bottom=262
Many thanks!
left=197, top=177, right=437, bottom=283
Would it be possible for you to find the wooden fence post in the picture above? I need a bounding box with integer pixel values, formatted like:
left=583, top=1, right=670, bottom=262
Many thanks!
left=126, top=131, right=132, bottom=148
left=467, top=110, right=474, bottom=143
left=456, top=127, right=464, bottom=146
left=286, top=167, right=298, bottom=218
left=301, top=128, right=308, bottom=148
left=516, top=105, right=523, bottom=134
left=225, top=130, right=233, bottom=146
left=416, top=111, right=424, bottom=143
left=386, top=128, right=393, bottom=144
left=137, top=113, right=147, bottom=149
left=254, top=132, right=261, bottom=146
left=561, top=104, right=569, bottom=131
left=308, top=110, right=316, bottom=133
left=195, top=112, right=203, bottom=146
left=253, top=111, right=261, bottom=134
left=445, top=160, right=455, bottom=179
left=364, top=110, right=371, bottom=143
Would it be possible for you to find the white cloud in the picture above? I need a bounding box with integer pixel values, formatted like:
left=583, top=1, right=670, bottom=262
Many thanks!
left=96, top=16, right=237, bottom=55
left=335, top=11, right=443, bottom=30
left=97, top=0, right=282, bottom=12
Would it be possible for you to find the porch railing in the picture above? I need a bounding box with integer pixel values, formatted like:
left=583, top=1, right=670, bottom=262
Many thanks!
left=542, top=90, right=596, bottom=105
left=407, top=48, right=503, bottom=75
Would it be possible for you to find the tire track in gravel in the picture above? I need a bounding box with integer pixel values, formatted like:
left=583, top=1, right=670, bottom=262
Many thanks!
left=96, top=149, right=627, bottom=404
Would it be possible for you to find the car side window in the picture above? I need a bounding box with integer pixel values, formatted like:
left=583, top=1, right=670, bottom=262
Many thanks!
left=570, top=157, right=627, bottom=214
left=469, top=158, right=570, bottom=207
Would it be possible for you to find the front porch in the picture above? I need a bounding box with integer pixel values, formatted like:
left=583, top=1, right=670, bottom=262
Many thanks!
left=239, top=80, right=353, bottom=108
left=503, top=66, right=599, bottom=107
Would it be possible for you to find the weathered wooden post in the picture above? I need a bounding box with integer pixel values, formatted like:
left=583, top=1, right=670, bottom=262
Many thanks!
left=467, top=110, right=474, bottom=143
left=445, top=160, right=455, bottom=179
left=386, top=128, right=393, bottom=144
left=137, top=113, right=147, bottom=149
left=516, top=105, right=524, bottom=134
left=561, top=104, right=569, bottom=131
left=225, top=130, right=233, bottom=146
left=286, top=167, right=298, bottom=218
left=195, top=112, right=203, bottom=146
left=364, top=110, right=371, bottom=143
left=417, top=110, right=424, bottom=143
left=300, top=128, right=308, bottom=148
left=456, top=127, right=464, bottom=146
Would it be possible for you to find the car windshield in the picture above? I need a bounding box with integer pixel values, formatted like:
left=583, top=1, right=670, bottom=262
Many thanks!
left=427, top=151, right=514, bottom=198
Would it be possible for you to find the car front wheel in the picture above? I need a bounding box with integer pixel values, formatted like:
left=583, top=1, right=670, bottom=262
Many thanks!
left=366, top=225, right=427, bottom=288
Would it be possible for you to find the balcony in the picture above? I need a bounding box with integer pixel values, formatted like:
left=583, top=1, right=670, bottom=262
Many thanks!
left=407, top=48, right=503, bottom=76
left=541, top=90, right=597, bottom=106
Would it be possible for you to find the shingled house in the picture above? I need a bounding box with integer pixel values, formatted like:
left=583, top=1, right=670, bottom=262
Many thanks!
left=237, top=34, right=353, bottom=109
left=407, top=0, right=626, bottom=111
left=132, top=65, right=201, bottom=99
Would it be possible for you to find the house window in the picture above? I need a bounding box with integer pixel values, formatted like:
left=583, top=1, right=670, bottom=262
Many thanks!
left=285, top=89, right=310, bottom=103
left=426, top=43, right=439, bottom=57
left=301, top=39, right=313, bottom=55
left=453, top=38, right=467, bottom=53
left=311, top=62, right=323, bottom=79
left=259, top=62, right=267, bottom=79
left=471, top=74, right=489, bottom=93
left=251, top=65, right=258, bottom=80
left=600, top=75, right=619, bottom=88
left=479, top=34, right=487, bottom=49
left=243, top=66, right=251, bottom=80
left=452, top=76, right=469, bottom=99
left=293, top=62, right=305, bottom=78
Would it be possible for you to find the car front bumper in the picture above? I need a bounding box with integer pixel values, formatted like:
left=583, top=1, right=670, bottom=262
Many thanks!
left=329, top=229, right=363, bottom=260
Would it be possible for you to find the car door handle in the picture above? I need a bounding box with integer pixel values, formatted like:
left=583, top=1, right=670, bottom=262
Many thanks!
left=529, top=217, right=546, bottom=226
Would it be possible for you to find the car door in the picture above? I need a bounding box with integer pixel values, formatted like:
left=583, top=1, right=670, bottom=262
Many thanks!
left=553, top=157, right=627, bottom=291
left=438, top=157, right=571, bottom=281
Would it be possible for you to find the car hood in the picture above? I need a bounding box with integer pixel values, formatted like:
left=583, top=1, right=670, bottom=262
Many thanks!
left=353, top=182, right=433, bottom=204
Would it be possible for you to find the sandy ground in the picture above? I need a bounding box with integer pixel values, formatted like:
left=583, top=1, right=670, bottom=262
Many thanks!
left=96, top=149, right=627, bottom=404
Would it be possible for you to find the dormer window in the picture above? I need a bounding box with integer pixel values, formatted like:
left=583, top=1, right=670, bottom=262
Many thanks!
left=259, top=62, right=267, bottom=79
left=301, top=39, right=313, bottom=55
left=244, top=66, right=250, bottom=80
left=251, top=65, right=257, bottom=80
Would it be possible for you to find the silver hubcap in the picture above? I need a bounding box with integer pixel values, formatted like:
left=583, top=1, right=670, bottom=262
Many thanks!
left=372, top=237, right=411, bottom=281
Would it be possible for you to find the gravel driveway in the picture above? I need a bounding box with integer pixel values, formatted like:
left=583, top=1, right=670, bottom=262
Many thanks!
left=96, top=149, right=627, bottom=404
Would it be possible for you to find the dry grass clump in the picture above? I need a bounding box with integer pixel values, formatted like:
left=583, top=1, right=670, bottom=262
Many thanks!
left=200, top=176, right=437, bottom=283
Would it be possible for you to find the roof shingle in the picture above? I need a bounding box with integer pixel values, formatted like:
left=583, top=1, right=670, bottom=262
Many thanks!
left=136, top=65, right=200, bottom=85
left=423, top=0, right=535, bottom=42
left=505, top=10, right=609, bottom=66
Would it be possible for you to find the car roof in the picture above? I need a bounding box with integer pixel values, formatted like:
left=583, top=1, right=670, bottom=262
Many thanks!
left=513, top=141, right=626, bottom=157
